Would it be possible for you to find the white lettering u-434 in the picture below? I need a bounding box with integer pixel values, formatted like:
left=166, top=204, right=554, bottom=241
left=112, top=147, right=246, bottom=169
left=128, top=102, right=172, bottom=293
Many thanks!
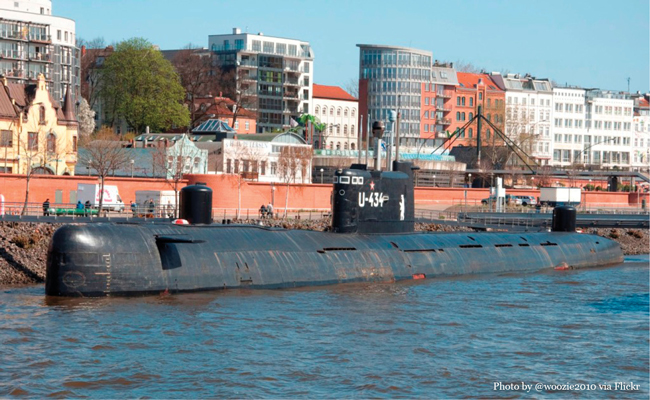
left=359, top=192, right=385, bottom=207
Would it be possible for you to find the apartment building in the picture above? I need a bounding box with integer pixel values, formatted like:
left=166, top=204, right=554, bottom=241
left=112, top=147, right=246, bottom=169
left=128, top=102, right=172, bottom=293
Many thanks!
left=551, top=87, right=587, bottom=167
left=448, top=72, right=505, bottom=147
left=209, top=28, right=314, bottom=133
left=491, top=73, right=553, bottom=164
left=357, top=44, right=433, bottom=139
left=420, top=62, right=458, bottom=139
left=631, top=94, right=650, bottom=172
left=582, top=90, right=634, bottom=169
left=0, top=0, right=79, bottom=104
left=312, top=84, right=358, bottom=151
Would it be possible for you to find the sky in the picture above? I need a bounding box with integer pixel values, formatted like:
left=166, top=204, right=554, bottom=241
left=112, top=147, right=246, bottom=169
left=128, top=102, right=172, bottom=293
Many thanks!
left=56, top=0, right=649, bottom=93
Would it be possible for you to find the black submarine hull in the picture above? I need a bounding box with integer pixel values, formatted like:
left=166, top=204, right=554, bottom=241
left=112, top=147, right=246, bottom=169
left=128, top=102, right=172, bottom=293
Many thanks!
left=45, top=223, right=623, bottom=297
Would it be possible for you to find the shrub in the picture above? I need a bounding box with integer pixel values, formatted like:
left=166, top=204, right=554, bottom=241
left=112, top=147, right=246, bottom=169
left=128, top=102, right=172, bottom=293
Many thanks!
left=608, top=229, right=620, bottom=239
left=11, top=234, right=36, bottom=249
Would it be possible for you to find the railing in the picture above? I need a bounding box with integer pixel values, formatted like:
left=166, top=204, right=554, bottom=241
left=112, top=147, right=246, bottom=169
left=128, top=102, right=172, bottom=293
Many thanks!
left=439, top=91, right=453, bottom=98
left=439, top=118, right=451, bottom=125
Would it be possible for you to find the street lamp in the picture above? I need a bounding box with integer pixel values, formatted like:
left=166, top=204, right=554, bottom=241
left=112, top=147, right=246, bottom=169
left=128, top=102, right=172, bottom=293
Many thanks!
left=130, top=159, right=134, bottom=178
left=433, top=174, right=436, bottom=187
left=320, top=168, right=324, bottom=184
left=468, top=173, right=472, bottom=188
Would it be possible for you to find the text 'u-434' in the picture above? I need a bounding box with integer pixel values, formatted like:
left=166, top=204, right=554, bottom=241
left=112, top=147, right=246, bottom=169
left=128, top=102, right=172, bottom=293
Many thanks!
left=359, top=192, right=388, bottom=207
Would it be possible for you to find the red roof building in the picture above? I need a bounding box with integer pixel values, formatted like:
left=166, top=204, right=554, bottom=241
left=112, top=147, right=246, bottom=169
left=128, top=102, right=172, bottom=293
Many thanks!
left=312, top=84, right=359, bottom=150
left=193, top=96, right=257, bottom=135
left=448, top=72, right=505, bottom=147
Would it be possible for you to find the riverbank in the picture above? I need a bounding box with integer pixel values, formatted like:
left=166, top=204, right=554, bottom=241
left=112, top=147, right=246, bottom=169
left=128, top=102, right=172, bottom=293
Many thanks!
left=0, top=221, right=647, bottom=285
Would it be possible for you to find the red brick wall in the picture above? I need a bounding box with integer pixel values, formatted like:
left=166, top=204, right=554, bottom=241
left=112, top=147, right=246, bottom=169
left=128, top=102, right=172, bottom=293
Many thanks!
left=1, top=172, right=646, bottom=210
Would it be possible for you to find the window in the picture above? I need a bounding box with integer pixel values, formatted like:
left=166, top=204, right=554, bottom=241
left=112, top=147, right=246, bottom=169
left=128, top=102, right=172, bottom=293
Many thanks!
left=351, top=109, right=356, bottom=117
left=344, top=108, right=349, bottom=117
left=478, top=93, right=483, bottom=100
left=344, top=125, right=348, bottom=135
left=57, top=30, right=61, bottom=40
left=39, top=106, right=45, bottom=124
left=245, top=121, right=250, bottom=131
left=330, top=108, right=333, bottom=116
left=461, top=112, right=466, bottom=121
left=457, top=97, right=461, bottom=106
left=469, top=112, right=474, bottom=120
left=469, top=97, right=473, bottom=107
left=461, top=97, right=465, bottom=106
left=337, top=108, right=341, bottom=116
left=351, top=125, right=355, bottom=135
left=456, top=112, right=461, bottom=121
left=28, top=132, right=38, bottom=150
left=46, top=133, right=56, bottom=153
left=72, top=136, right=77, bottom=151
left=64, top=31, right=68, bottom=42
left=0, top=130, right=12, bottom=147
left=322, top=107, right=327, bottom=115
left=468, top=128, right=473, bottom=137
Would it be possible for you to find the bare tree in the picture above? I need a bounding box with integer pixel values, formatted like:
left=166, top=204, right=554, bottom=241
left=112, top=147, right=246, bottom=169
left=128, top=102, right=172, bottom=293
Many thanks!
left=217, top=68, right=258, bottom=130
left=171, top=49, right=224, bottom=129
left=277, top=146, right=312, bottom=218
left=151, top=135, right=205, bottom=217
left=16, top=132, right=45, bottom=215
left=78, top=128, right=130, bottom=212
left=344, top=78, right=359, bottom=98
left=222, top=140, right=267, bottom=218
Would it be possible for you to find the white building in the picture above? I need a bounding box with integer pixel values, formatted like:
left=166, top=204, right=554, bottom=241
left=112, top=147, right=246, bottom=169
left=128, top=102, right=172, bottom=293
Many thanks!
left=218, top=132, right=312, bottom=184
left=312, top=84, right=358, bottom=151
left=0, top=0, right=79, bottom=103
left=491, top=73, right=553, bottom=165
left=551, top=87, right=587, bottom=167
left=584, top=90, right=634, bottom=169
left=631, top=95, right=650, bottom=172
left=209, top=28, right=314, bottom=133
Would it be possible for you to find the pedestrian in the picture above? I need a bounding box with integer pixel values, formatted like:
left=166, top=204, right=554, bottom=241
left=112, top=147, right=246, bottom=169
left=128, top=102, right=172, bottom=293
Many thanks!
left=259, top=204, right=267, bottom=218
left=148, top=199, right=155, bottom=217
left=131, top=201, right=137, bottom=217
left=266, top=202, right=273, bottom=219
left=42, top=198, right=50, bottom=216
left=76, top=200, right=83, bottom=210
left=84, top=200, right=91, bottom=216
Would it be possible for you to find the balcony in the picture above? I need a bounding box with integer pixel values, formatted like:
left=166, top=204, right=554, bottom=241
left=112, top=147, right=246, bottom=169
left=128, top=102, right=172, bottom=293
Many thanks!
left=0, top=51, right=26, bottom=60
left=283, top=92, right=299, bottom=100
left=238, top=60, right=257, bottom=68
left=29, top=34, right=51, bottom=44
left=28, top=53, right=52, bottom=63
left=439, top=118, right=451, bottom=125
left=439, top=91, right=453, bottom=99
left=284, top=79, right=300, bottom=86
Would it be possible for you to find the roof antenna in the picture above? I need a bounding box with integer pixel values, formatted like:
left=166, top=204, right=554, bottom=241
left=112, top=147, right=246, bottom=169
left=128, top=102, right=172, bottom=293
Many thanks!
left=627, top=77, right=630, bottom=94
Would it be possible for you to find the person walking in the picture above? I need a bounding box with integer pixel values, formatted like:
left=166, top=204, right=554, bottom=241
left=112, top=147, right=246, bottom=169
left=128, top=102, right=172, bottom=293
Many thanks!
left=131, top=201, right=137, bottom=217
left=266, top=202, right=273, bottom=219
left=42, top=199, right=50, bottom=216
left=148, top=199, right=155, bottom=217
left=259, top=204, right=267, bottom=219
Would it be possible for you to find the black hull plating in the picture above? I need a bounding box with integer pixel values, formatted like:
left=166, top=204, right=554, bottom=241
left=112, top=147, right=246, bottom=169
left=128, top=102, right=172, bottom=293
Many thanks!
left=45, top=223, right=624, bottom=297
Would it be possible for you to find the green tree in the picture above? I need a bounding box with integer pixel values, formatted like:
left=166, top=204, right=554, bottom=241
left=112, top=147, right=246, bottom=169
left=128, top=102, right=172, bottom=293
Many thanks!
left=99, top=38, right=189, bottom=134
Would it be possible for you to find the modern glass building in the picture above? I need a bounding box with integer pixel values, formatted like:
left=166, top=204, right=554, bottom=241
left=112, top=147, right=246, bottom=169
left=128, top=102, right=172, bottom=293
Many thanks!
left=357, top=44, right=432, bottom=138
left=0, top=0, right=80, bottom=104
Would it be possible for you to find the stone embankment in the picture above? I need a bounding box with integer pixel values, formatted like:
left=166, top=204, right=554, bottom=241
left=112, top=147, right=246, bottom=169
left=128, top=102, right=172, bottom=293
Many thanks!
left=0, top=221, right=647, bottom=286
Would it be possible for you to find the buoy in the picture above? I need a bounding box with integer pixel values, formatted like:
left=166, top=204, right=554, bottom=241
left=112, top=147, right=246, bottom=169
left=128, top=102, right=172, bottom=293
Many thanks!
left=412, top=273, right=426, bottom=280
left=554, top=262, right=570, bottom=270
left=173, top=219, right=189, bottom=225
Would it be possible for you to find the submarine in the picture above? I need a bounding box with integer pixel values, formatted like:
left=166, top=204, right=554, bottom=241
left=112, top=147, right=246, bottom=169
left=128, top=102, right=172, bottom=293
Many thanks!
left=45, top=158, right=624, bottom=297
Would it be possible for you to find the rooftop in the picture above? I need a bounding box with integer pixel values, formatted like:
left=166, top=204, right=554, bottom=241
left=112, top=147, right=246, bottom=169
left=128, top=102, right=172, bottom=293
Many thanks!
left=313, top=84, right=357, bottom=102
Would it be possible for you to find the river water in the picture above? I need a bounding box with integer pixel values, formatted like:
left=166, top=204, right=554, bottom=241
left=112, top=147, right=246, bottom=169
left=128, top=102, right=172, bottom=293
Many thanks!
left=1, top=256, right=648, bottom=399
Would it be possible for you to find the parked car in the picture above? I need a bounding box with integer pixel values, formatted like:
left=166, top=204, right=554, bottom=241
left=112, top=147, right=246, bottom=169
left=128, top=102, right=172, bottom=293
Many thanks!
left=516, top=195, right=537, bottom=206
left=481, top=194, right=522, bottom=205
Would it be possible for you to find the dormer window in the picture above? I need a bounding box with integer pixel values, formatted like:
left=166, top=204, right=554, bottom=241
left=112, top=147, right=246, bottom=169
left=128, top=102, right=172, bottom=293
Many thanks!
left=39, top=106, right=46, bottom=125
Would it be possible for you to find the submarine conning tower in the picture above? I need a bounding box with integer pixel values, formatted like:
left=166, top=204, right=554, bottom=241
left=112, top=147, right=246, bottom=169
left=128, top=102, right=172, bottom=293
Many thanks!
left=332, top=160, right=417, bottom=234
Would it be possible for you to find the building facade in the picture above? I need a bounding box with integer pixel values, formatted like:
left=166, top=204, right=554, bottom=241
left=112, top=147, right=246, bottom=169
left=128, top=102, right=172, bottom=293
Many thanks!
left=209, top=28, right=314, bottom=133
left=631, top=95, right=650, bottom=172
left=582, top=90, right=634, bottom=169
left=218, top=133, right=312, bottom=184
left=550, top=87, right=587, bottom=167
left=357, top=44, right=433, bottom=139
left=0, top=0, right=80, bottom=105
left=491, top=73, right=553, bottom=164
left=312, top=84, right=358, bottom=151
left=0, top=74, right=78, bottom=175
left=421, top=63, right=458, bottom=139
left=448, top=72, right=505, bottom=148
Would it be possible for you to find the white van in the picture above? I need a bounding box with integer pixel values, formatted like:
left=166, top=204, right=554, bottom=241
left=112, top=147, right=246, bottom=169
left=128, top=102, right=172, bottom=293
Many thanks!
left=135, top=190, right=177, bottom=217
left=77, top=183, right=125, bottom=212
